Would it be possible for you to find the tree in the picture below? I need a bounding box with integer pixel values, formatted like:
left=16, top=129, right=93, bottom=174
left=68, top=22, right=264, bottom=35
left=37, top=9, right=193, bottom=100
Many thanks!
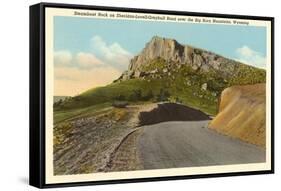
left=175, top=97, right=183, bottom=103
left=129, top=89, right=142, bottom=101
left=156, top=88, right=170, bottom=102
left=142, top=89, right=154, bottom=101
left=115, top=94, right=125, bottom=101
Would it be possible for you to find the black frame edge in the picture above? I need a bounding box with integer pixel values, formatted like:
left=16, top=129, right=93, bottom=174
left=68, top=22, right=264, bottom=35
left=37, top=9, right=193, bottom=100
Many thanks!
left=30, top=2, right=275, bottom=189
left=270, top=17, right=275, bottom=174
left=29, top=3, right=45, bottom=189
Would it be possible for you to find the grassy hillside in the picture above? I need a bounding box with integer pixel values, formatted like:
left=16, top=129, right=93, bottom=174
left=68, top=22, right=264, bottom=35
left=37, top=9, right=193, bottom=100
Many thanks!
left=54, top=79, right=218, bottom=115
left=54, top=58, right=266, bottom=116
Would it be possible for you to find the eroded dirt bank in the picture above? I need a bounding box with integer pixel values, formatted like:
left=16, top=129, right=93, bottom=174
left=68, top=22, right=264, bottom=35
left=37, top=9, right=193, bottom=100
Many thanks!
left=209, top=83, right=266, bottom=147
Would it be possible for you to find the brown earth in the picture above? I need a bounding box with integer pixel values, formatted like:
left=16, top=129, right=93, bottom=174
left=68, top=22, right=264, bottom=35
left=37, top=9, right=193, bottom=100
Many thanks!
left=208, top=83, right=266, bottom=147
left=53, top=103, right=157, bottom=175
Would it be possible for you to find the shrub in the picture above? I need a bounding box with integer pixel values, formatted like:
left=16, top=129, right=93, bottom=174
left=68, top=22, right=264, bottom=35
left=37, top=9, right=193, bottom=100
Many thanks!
left=114, top=94, right=126, bottom=101
left=156, top=88, right=170, bottom=102
left=112, top=101, right=128, bottom=108
left=142, top=89, right=154, bottom=101
left=129, top=89, right=142, bottom=101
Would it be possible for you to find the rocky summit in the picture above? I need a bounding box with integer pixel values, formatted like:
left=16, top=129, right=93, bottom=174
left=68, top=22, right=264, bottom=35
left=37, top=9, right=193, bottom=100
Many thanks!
left=118, top=36, right=257, bottom=81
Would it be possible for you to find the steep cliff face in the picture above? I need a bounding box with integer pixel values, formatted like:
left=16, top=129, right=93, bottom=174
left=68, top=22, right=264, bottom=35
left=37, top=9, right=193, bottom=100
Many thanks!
left=208, top=83, right=266, bottom=147
left=119, top=36, right=244, bottom=80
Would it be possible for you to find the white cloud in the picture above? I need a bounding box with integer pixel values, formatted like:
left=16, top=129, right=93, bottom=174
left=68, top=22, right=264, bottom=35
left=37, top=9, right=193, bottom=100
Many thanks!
left=91, top=35, right=133, bottom=70
left=54, top=51, right=104, bottom=69
left=235, top=46, right=266, bottom=69
left=54, top=36, right=133, bottom=71
left=75, top=52, right=104, bottom=69
left=54, top=36, right=133, bottom=95
left=54, top=51, right=122, bottom=95
left=54, top=50, right=73, bottom=66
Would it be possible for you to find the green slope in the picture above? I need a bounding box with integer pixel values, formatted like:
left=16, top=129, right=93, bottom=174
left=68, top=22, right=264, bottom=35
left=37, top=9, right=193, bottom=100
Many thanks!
left=54, top=58, right=266, bottom=116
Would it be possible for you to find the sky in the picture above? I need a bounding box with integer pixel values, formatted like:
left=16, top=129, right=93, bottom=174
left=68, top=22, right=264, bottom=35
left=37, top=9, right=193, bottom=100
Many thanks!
left=54, top=16, right=267, bottom=96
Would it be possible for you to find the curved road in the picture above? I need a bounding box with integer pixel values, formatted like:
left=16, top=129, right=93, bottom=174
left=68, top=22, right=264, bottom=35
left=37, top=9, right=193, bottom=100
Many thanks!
left=137, top=121, right=265, bottom=169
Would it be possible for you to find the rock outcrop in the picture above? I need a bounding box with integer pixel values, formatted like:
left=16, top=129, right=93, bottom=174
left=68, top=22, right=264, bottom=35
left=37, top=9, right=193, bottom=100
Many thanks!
left=118, top=36, right=242, bottom=80
left=208, top=83, right=266, bottom=147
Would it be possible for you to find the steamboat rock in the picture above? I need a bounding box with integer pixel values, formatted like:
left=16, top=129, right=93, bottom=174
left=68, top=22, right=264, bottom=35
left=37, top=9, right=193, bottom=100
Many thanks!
left=118, top=36, right=241, bottom=80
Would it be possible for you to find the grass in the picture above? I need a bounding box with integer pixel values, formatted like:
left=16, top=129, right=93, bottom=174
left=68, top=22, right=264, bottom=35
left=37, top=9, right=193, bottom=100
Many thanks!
left=54, top=102, right=111, bottom=124
left=55, top=78, right=217, bottom=115
left=54, top=58, right=266, bottom=116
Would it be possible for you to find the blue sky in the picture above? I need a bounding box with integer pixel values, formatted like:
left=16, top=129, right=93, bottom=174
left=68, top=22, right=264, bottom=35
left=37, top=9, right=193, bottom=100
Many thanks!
left=54, top=16, right=266, bottom=60
left=53, top=16, right=267, bottom=96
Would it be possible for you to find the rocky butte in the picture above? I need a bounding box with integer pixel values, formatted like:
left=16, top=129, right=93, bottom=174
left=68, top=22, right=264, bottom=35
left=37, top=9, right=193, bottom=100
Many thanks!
left=118, top=36, right=249, bottom=81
